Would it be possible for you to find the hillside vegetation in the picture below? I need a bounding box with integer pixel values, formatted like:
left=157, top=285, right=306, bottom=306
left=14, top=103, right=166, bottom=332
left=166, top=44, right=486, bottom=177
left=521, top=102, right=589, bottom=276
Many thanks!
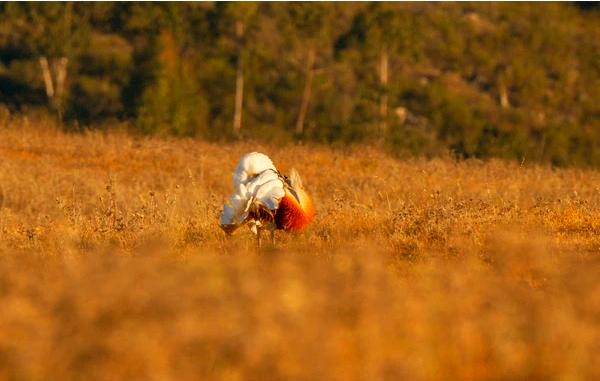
left=1, top=3, right=600, bottom=165
left=0, top=121, right=599, bottom=380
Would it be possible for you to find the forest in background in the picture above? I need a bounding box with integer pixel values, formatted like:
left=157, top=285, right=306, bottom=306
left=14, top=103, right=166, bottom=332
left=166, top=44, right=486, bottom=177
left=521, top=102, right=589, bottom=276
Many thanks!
left=1, top=2, right=600, bottom=166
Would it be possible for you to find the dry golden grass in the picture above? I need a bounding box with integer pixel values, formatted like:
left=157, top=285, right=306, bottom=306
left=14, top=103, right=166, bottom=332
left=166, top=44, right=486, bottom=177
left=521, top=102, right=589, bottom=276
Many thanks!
left=0, top=117, right=599, bottom=380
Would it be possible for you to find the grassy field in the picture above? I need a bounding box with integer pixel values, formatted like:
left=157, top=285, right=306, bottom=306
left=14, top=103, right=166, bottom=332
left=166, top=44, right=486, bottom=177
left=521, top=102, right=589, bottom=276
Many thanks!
left=0, top=118, right=599, bottom=380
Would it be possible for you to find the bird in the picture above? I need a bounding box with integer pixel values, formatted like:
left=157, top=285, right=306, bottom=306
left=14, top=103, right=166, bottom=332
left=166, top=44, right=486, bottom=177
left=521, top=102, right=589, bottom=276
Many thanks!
left=219, top=152, right=315, bottom=247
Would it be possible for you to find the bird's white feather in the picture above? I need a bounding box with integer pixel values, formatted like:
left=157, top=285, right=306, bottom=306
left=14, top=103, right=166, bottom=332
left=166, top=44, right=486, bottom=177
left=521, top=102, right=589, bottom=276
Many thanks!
left=220, top=152, right=285, bottom=232
left=219, top=193, right=250, bottom=227
left=233, top=152, right=277, bottom=185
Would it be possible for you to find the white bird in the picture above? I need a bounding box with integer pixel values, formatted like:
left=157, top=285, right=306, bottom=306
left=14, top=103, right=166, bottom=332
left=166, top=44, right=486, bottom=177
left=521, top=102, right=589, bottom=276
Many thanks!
left=220, top=152, right=315, bottom=246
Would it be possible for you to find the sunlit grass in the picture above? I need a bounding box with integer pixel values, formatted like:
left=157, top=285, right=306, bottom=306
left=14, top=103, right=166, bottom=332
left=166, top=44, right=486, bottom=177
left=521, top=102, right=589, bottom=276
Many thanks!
left=0, top=118, right=599, bottom=380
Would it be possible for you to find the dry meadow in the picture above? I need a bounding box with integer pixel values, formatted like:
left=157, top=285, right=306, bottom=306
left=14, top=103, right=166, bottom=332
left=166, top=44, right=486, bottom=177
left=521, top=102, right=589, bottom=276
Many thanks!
left=1, top=118, right=599, bottom=380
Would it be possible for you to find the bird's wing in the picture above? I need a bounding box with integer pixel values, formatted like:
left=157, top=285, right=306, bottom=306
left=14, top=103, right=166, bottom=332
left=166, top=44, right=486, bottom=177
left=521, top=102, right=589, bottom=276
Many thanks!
left=233, top=152, right=277, bottom=186
left=253, top=176, right=285, bottom=210
left=220, top=186, right=251, bottom=230
left=220, top=153, right=284, bottom=233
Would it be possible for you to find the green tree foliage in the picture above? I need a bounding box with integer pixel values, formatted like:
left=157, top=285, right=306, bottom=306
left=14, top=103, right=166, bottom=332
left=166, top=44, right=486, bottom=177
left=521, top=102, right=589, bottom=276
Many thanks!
left=2, top=3, right=600, bottom=166
left=136, top=4, right=210, bottom=136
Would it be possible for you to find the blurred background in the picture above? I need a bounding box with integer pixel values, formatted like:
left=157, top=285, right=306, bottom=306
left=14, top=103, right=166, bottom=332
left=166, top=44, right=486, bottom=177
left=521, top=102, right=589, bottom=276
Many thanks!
left=1, top=2, right=600, bottom=166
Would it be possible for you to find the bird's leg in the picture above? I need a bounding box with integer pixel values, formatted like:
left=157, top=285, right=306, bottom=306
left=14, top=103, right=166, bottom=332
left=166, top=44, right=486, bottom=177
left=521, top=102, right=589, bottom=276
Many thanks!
left=268, top=223, right=275, bottom=245
left=256, top=227, right=262, bottom=249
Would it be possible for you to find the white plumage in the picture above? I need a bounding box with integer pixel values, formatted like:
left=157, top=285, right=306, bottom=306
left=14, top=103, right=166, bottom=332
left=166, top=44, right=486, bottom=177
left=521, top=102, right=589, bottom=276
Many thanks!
left=220, top=152, right=285, bottom=232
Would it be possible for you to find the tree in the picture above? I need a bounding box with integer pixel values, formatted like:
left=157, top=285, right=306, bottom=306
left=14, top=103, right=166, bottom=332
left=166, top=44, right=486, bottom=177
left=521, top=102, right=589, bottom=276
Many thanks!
left=339, top=4, right=415, bottom=136
left=136, top=4, right=210, bottom=136
left=1, top=3, right=90, bottom=120
left=284, top=4, right=333, bottom=136
left=211, top=3, right=257, bottom=137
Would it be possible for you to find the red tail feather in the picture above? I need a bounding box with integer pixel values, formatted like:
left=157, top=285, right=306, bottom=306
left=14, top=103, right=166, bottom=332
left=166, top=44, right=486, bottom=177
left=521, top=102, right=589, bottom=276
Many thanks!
left=275, top=193, right=315, bottom=231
